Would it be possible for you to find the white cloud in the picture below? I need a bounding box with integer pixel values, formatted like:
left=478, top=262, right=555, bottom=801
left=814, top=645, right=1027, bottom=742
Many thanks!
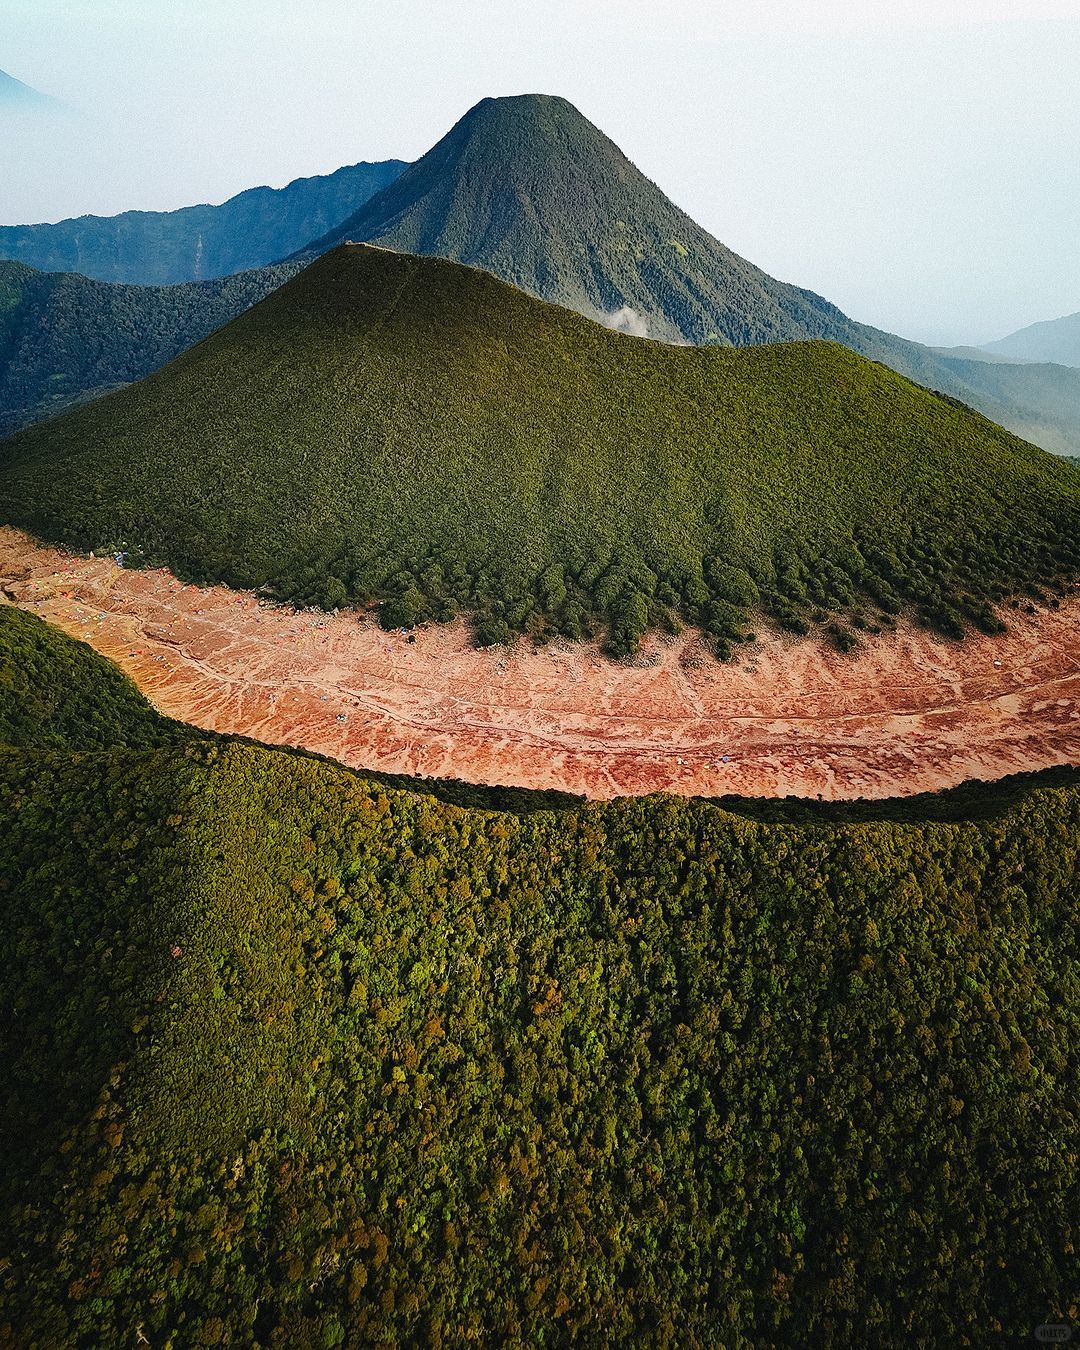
left=595, top=306, right=650, bottom=338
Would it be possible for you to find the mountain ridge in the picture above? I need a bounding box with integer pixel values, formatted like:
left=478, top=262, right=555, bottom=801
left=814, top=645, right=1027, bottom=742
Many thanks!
left=0, top=159, right=407, bottom=285
left=3, top=242, right=1078, bottom=656
left=0, top=69, right=59, bottom=111
left=983, top=309, right=1080, bottom=368
left=6, top=94, right=1080, bottom=454
left=0, top=258, right=299, bottom=436
left=291, top=93, right=1080, bottom=456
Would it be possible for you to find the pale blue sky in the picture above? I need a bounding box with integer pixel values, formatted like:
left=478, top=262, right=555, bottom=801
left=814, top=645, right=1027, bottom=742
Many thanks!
left=1, top=0, right=1077, bottom=346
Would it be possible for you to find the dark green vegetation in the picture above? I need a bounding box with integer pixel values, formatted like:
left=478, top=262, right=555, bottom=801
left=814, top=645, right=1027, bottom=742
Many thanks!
left=297, top=94, right=1080, bottom=456
left=983, top=310, right=1080, bottom=369
left=0, top=160, right=406, bottom=287
left=0, top=611, right=1076, bottom=1346
left=0, top=604, right=193, bottom=751
left=4, top=244, right=1080, bottom=656
left=0, top=258, right=300, bottom=435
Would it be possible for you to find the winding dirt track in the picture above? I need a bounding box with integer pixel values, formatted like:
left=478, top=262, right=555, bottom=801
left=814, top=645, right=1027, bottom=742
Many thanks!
left=3, top=525, right=1079, bottom=800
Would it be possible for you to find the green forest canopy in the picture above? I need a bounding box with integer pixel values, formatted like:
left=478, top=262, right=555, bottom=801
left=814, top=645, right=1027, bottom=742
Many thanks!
left=0, top=604, right=1077, bottom=1346
left=0, top=258, right=300, bottom=436
left=0, top=603, right=192, bottom=751
left=3, top=245, right=1080, bottom=657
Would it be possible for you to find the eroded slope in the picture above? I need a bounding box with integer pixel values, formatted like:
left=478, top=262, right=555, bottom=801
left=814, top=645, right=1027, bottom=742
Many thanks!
left=4, top=528, right=1078, bottom=800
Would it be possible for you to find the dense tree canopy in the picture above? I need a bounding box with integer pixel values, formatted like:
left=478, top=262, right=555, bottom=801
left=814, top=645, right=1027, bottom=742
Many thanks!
left=0, top=609, right=1076, bottom=1346
left=0, top=259, right=300, bottom=436
left=0, top=605, right=192, bottom=750
left=3, top=246, right=1079, bottom=658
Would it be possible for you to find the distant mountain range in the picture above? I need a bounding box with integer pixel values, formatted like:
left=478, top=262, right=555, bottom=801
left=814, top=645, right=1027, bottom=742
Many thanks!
left=0, top=155, right=408, bottom=434
left=2, top=92, right=1080, bottom=458
left=0, top=160, right=406, bottom=285
left=0, top=69, right=60, bottom=112
left=982, top=310, right=1080, bottom=368
left=4, top=243, right=1077, bottom=656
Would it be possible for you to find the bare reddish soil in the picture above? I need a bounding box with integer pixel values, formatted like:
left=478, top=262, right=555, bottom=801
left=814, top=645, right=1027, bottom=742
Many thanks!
left=3, top=525, right=1079, bottom=800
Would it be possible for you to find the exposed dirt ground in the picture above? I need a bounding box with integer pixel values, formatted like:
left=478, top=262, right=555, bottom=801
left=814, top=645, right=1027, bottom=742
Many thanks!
left=3, top=525, right=1079, bottom=800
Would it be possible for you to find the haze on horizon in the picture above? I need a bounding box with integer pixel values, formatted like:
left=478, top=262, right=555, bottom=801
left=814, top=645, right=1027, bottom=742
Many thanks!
left=0, top=0, right=1076, bottom=347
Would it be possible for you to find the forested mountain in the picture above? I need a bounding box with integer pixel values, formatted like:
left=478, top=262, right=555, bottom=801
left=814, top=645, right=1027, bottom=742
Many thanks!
left=0, top=160, right=406, bottom=285
left=297, top=94, right=847, bottom=347
left=294, top=94, right=1080, bottom=456
left=7, top=95, right=1079, bottom=452
left=3, top=245, right=1078, bottom=656
left=0, top=258, right=298, bottom=435
left=983, top=310, right=1080, bottom=369
left=0, top=604, right=1076, bottom=1346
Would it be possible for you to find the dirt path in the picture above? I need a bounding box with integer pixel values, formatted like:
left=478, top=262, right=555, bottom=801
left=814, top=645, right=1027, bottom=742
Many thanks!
left=3, top=525, right=1079, bottom=800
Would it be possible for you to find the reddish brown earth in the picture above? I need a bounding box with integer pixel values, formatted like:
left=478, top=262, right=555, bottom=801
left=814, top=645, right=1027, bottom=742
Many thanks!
left=3, top=525, right=1079, bottom=800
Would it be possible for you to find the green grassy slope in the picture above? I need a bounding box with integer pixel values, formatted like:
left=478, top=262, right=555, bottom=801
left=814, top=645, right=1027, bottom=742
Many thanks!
left=1, top=742, right=1077, bottom=1344
left=0, top=160, right=407, bottom=285
left=3, top=243, right=1079, bottom=655
left=296, top=94, right=1080, bottom=456
left=0, top=258, right=300, bottom=435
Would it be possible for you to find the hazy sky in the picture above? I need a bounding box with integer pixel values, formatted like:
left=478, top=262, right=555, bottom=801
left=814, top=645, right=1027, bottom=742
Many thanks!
left=1, top=0, right=1077, bottom=345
